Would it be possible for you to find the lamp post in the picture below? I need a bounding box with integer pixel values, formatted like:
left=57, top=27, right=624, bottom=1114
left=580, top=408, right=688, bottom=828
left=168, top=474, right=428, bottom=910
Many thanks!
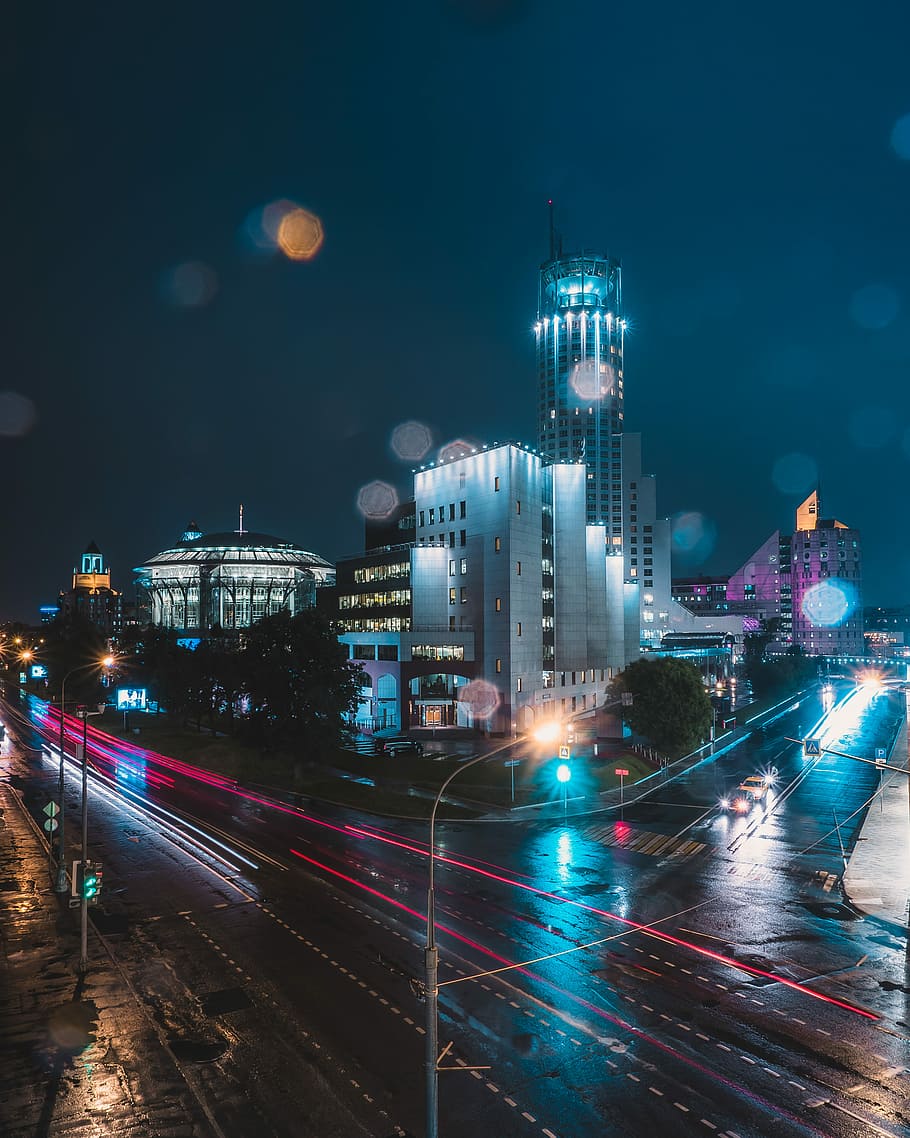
left=424, top=719, right=562, bottom=1138
left=76, top=703, right=105, bottom=972
left=54, top=656, right=114, bottom=893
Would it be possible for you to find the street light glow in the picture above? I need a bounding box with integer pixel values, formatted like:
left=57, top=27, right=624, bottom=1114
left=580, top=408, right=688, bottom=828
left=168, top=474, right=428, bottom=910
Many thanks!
left=556, top=762, right=572, bottom=783
left=533, top=720, right=563, bottom=745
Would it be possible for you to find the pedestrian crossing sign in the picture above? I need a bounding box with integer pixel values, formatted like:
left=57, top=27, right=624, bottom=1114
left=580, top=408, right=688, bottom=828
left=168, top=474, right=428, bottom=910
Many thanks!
left=804, top=737, right=821, bottom=756
left=558, top=745, right=570, bottom=760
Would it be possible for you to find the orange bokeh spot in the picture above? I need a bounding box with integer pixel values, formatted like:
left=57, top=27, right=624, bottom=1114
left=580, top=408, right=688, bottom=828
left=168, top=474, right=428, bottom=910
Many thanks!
left=277, top=208, right=324, bottom=261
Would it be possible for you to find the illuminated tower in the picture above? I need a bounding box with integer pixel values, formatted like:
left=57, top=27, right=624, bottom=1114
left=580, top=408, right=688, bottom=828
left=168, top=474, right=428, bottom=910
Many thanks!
left=535, top=241, right=625, bottom=539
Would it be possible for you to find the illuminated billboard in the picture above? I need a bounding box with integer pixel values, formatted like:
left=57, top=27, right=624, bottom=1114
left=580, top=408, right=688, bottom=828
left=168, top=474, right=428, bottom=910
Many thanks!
left=30, top=664, right=49, bottom=679
left=116, top=687, right=147, bottom=711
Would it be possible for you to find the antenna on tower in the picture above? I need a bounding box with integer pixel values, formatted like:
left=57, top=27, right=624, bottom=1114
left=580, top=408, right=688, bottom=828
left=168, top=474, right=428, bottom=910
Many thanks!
left=548, top=199, right=555, bottom=261
left=238, top=503, right=245, bottom=534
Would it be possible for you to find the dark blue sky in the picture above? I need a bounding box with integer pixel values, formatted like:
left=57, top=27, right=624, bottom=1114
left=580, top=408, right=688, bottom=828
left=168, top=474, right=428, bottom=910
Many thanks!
left=6, top=1, right=910, bottom=620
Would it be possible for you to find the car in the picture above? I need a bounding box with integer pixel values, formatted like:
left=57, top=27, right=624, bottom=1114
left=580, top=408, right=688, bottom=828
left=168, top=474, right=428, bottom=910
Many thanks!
left=379, top=737, right=424, bottom=756
left=719, top=772, right=775, bottom=813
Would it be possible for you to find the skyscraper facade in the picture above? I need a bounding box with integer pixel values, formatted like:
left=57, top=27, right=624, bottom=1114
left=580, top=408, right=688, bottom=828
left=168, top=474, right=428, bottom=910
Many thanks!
left=535, top=251, right=625, bottom=537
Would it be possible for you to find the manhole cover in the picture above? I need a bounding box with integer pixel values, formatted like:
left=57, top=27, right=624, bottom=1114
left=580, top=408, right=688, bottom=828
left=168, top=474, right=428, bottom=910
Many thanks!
left=201, top=988, right=251, bottom=1016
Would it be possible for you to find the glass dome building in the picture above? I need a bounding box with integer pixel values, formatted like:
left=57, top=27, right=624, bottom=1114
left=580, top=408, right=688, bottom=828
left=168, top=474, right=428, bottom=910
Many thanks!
left=135, top=520, right=334, bottom=634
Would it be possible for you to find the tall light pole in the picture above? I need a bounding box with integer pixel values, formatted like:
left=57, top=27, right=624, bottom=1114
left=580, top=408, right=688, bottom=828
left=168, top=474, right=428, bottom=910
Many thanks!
left=54, top=656, right=114, bottom=893
left=76, top=703, right=105, bottom=972
left=424, top=719, right=562, bottom=1138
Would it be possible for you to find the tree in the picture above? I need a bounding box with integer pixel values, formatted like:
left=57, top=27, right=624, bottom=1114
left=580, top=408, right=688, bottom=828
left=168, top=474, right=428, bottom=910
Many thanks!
left=235, top=610, right=362, bottom=758
left=610, top=657, right=712, bottom=753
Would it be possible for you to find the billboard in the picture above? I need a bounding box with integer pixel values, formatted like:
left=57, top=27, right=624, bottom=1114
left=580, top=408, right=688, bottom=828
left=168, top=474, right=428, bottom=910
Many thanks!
left=116, top=687, right=147, bottom=711
left=30, top=664, right=49, bottom=679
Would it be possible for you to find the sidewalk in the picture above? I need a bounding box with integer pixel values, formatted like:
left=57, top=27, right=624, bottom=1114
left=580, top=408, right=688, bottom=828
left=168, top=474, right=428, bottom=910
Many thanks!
left=0, top=777, right=218, bottom=1138
left=843, top=700, right=910, bottom=934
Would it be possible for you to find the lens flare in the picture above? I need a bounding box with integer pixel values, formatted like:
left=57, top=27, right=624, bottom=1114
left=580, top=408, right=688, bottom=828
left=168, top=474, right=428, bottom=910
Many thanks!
left=849, top=284, right=899, bottom=330
left=771, top=452, right=817, bottom=495
left=458, top=678, right=500, bottom=721
left=670, top=511, right=716, bottom=561
left=0, top=391, right=37, bottom=437
left=569, top=359, right=615, bottom=401
left=164, top=261, right=219, bottom=308
left=356, top=480, right=399, bottom=520
left=847, top=405, right=896, bottom=449
left=800, top=580, right=857, bottom=627
left=390, top=420, right=433, bottom=462
left=438, top=438, right=477, bottom=464
left=890, top=112, right=910, bottom=160
left=277, top=208, right=324, bottom=262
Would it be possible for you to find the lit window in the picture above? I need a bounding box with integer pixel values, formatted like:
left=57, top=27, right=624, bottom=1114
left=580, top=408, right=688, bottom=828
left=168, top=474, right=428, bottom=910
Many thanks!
left=460, top=587, right=467, bottom=604
left=494, top=536, right=501, bottom=552
left=494, top=476, right=500, bottom=492
left=495, top=597, right=502, bottom=612
left=449, top=588, right=456, bottom=605
left=449, top=560, right=455, bottom=576
left=517, top=622, right=522, bottom=636
left=516, top=561, right=522, bottom=576
left=460, top=558, right=467, bottom=574
left=517, top=677, right=523, bottom=692
left=495, top=658, right=502, bottom=673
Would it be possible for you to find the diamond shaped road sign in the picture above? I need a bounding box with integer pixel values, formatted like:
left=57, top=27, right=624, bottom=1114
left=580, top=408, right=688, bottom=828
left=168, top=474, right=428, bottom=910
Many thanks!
left=43, top=801, right=60, bottom=818
left=804, top=738, right=821, bottom=756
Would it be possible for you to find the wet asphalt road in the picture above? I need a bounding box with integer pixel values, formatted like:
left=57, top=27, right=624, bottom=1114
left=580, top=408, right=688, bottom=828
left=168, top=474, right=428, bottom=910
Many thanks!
left=2, top=683, right=909, bottom=1138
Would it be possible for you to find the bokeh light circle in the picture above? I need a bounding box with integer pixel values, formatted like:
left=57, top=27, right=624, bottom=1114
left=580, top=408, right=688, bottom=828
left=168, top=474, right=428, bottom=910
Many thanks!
left=277, top=208, right=324, bottom=261
left=800, top=580, right=856, bottom=628
left=849, top=284, right=899, bottom=330
left=670, top=511, right=716, bottom=562
left=390, top=420, right=433, bottom=463
left=0, top=391, right=37, bottom=437
left=570, top=359, right=614, bottom=401
left=438, top=438, right=476, bottom=464
left=457, top=679, right=501, bottom=721
left=356, top=480, right=399, bottom=520
left=771, top=452, right=818, bottom=496
left=847, top=405, right=896, bottom=449
left=890, top=112, right=910, bottom=160
left=164, top=261, right=218, bottom=308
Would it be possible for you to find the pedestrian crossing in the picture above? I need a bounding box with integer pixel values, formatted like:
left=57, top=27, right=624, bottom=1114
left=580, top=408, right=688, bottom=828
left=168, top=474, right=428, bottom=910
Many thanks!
left=581, top=821, right=707, bottom=861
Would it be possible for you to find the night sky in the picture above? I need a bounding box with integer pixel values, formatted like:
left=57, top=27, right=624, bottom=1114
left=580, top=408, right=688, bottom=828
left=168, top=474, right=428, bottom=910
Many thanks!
left=6, top=2, right=910, bottom=621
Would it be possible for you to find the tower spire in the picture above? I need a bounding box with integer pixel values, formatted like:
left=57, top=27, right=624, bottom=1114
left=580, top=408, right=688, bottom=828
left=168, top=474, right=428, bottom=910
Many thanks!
left=238, top=503, right=245, bottom=534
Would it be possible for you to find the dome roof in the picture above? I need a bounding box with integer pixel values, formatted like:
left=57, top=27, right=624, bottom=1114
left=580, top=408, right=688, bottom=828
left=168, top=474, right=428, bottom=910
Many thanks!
left=136, top=529, right=333, bottom=571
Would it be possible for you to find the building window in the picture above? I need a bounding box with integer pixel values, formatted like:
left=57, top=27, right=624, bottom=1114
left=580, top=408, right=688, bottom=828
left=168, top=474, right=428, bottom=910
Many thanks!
left=495, top=597, right=502, bottom=612
left=429, top=508, right=435, bottom=524
left=517, top=676, right=523, bottom=692
left=460, top=530, right=466, bottom=546
left=516, top=499, right=521, bottom=515
left=352, top=644, right=376, bottom=660
left=419, top=510, right=425, bottom=527
left=460, top=557, right=467, bottom=574
left=449, top=588, right=456, bottom=605
left=516, top=560, right=522, bottom=576
left=449, top=503, right=455, bottom=521
left=449, top=532, right=455, bottom=547
left=495, top=658, right=502, bottom=673
left=459, top=472, right=466, bottom=489
left=517, top=622, right=522, bottom=637
left=449, top=616, right=455, bottom=630
left=459, top=500, right=466, bottom=518
left=494, top=476, right=500, bottom=492
left=377, top=645, right=398, bottom=661
left=449, top=560, right=455, bottom=576
left=494, top=536, right=501, bottom=552
left=460, top=587, right=467, bottom=604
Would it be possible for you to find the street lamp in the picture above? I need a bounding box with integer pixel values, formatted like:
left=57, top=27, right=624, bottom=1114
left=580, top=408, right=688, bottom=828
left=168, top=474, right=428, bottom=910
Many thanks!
left=54, top=655, right=114, bottom=893
left=424, top=720, right=561, bottom=1138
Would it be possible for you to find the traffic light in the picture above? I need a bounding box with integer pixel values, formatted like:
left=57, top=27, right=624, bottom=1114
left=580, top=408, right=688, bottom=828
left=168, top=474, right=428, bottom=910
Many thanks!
left=83, top=861, right=103, bottom=904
